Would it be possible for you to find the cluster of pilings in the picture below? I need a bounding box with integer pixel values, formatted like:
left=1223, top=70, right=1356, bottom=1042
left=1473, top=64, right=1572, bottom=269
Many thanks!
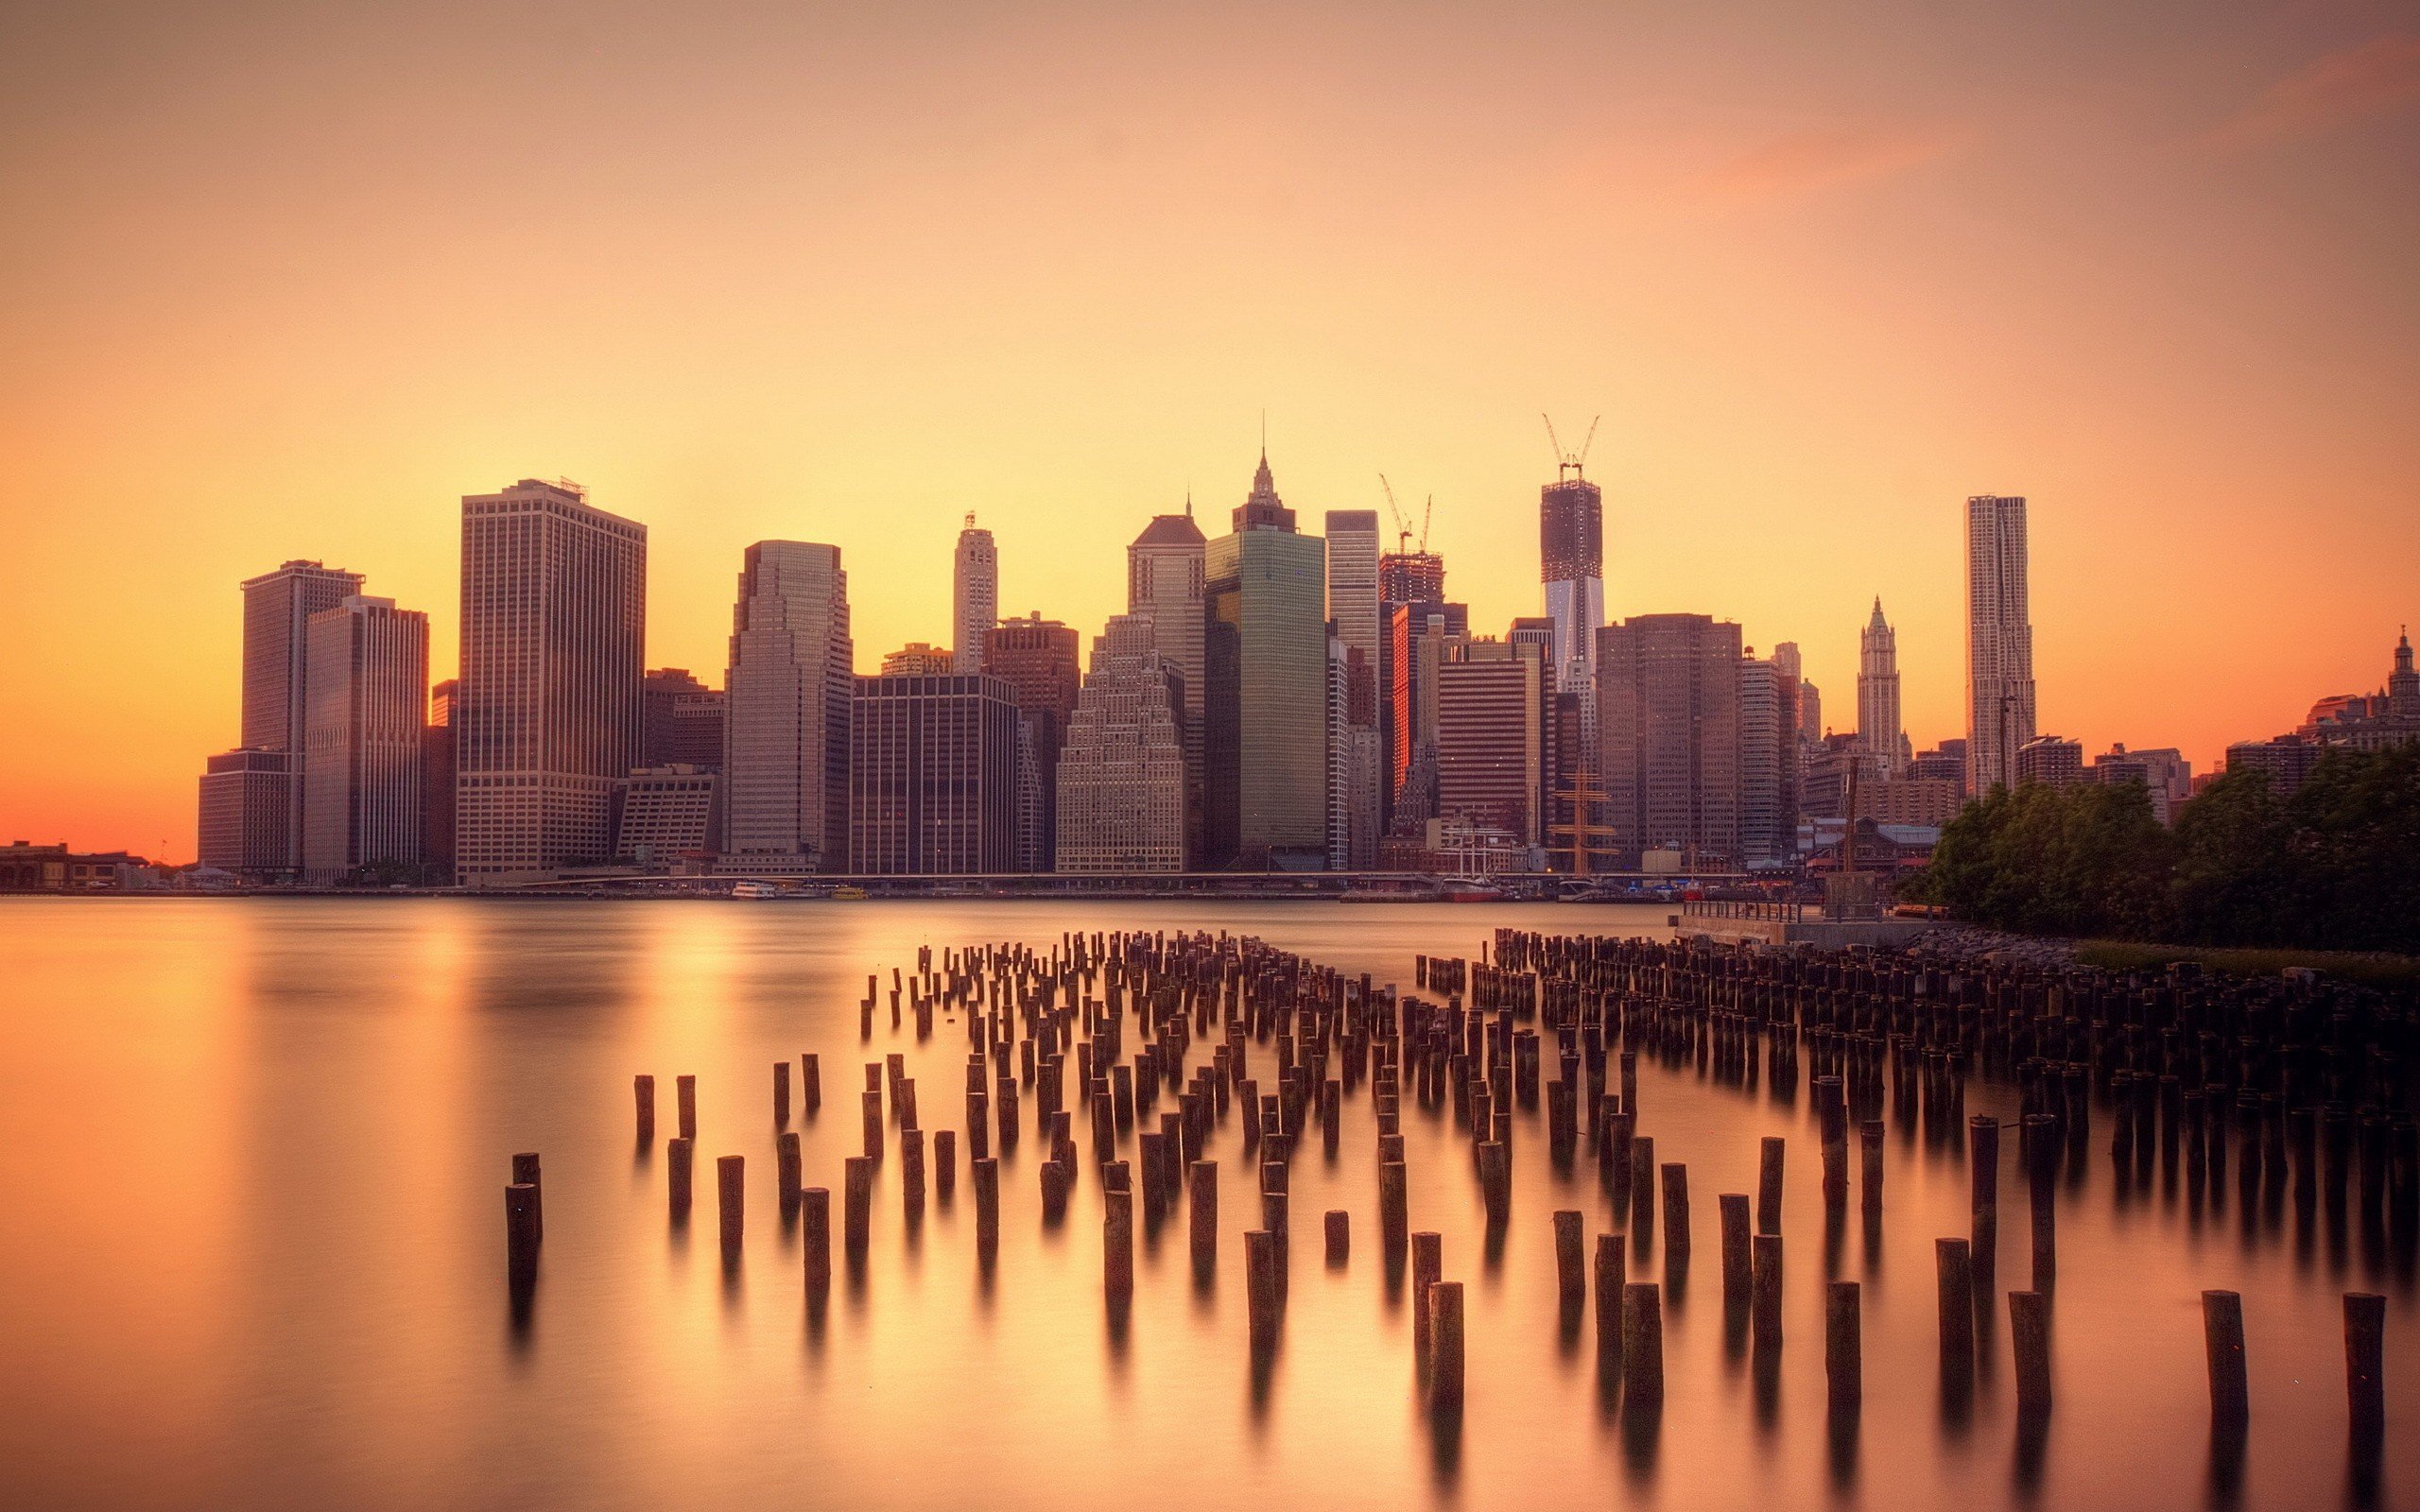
left=504, top=924, right=2407, bottom=1470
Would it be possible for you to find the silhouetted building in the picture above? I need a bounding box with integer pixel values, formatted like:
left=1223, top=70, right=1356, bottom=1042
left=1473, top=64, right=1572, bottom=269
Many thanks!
left=952, top=514, right=996, bottom=675
left=2295, top=629, right=2420, bottom=751
left=642, top=668, right=726, bottom=770
left=456, top=480, right=647, bottom=885
left=1967, top=494, right=2037, bottom=793
left=1057, top=613, right=1186, bottom=873
left=2090, top=744, right=2192, bottom=823
left=985, top=611, right=1081, bottom=870
left=724, top=541, right=852, bottom=872
left=1129, top=507, right=1207, bottom=863
left=1204, top=452, right=1328, bottom=868
left=2014, top=733, right=2083, bottom=787
left=212, top=558, right=362, bottom=876
left=300, top=595, right=428, bottom=884
left=850, top=673, right=1019, bottom=874
left=2224, top=736, right=2325, bottom=795
left=1596, top=613, right=1743, bottom=868
left=197, top=748, right=294, bottom=881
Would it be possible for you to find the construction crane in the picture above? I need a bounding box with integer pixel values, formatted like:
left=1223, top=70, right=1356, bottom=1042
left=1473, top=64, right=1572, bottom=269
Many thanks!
left=1542, top=414, right=1599, bottom=482
left=1378, top=473, right=1413, bottom=556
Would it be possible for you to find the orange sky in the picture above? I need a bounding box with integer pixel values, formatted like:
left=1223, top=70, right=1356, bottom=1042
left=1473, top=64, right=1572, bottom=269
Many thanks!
left=3, top=1, right=2415, bottom=859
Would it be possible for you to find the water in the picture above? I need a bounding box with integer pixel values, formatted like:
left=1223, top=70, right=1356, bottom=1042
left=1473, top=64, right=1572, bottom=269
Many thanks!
left=0, top=897, right=2409, bottom=1511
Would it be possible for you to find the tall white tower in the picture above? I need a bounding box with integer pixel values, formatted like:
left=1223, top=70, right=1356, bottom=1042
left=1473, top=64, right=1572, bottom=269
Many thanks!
left=952, top=513, right=996, bottom=675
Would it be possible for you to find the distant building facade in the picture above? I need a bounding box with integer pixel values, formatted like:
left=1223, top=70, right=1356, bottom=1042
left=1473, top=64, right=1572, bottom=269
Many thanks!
left=951, top=514, right=996, bottom=676
left=984, top=611, right=1081, bottom=870
left=881, top=643, right=955, bottom=677
left=1858, top=597, right=1906, bottom=774
left=849, top=673, right=1019, bottom=874
left=302, top=595, right=429, bottom=883
left=642, top=668, right=726, bottom=769
left=1204, top=454, right=1329, bottom=868
left=724, top=541, right=852, bottom=872
left=197, top=748, right=295, bottom=880
left=613, top=765, right=720, bottom=868
left=1056, top=613, right=1187, bottom=873
left=1595, top=613, right=1743, bottom=868
left=1540, top=469, right=1605, bottom=698
left=2014, top=734, right=2083, bottom=788
left=455, top=480, right=647, bottom=885
left=1129, top=507, right=1207, bottom=864
left=1966, top=493, right=2037, bottom=794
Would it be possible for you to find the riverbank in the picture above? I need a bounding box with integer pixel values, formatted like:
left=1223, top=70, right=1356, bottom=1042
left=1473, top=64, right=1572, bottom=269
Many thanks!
left=1898, top=920, right=2420, bottom=985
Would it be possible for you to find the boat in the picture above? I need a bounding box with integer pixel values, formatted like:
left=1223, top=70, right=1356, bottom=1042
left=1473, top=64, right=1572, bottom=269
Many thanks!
left=1442, top=883, right=1507, bottom=902
left=731, top=881, right=782, bottom=900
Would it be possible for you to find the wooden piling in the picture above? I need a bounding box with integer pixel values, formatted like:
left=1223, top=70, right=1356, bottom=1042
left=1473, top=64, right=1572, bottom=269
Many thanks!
left=1661, top=1163, right=1690, bottom=1268
left=800, top=1053, right=821, bottom=1114
left=1553, top=1210, right=1584, bottom=1302
left=1411, top=1231, right=1442, bottom=1370
left=667, top=1136, right=694, bottom=1216
left=1378, top=1159, right=1409, bottom=1251
left=717, top=1155, right=745, bottom=1249
left=1190, top=1160, right=1219, bottom=1261
left=802, top=1187, right=831, bottom=1292
left=1246, top=1229, right=1281, bottom=1337
left=1936, top=1237, right=1975, bottom=1366
left=2203, top=1290, right=2247, bottom=1428
left=1859, top=1119, right=1883, bottom=1211
left=510, top=1153, right=543, bottom=1243
left=1325, top=1209, right=1350, bottom=1265
left=2345, top=1292, right=2385, bottom=1431
left=676, top=1074, right=698, bottom=1141
left=774, top=1061, right=791, bottom=1126
left=935, top=1128, right=957, bottom=1196
left=2010, top=1290, right=2052, bottom=1412
left=1826, top=1280, right=1860, bottom=1408
left=1719, top=1194, right=1750, bottom=1302
left=843, top=1155, right=873, bottom=1250
left=1752, top=1233, right=1782, bottom=1346
left=1104, top=1188, right=1134, bottom=1299
left=777, top=1131, right=803, bottom=1213
left=1428, top=1281, right=1466, bottom=1407
left=861, top=1090, right=883, bottom=1159
left=634, top=1074, right=656, bottom=1142
left=1622, top=1282, right=1664, bottom=1405
left=505, top=1182, right=540, bottom=1283
left=974, top=1156, right=1000, bottom=1247
left=1595, top=1233, right=1626, bottom=1369
left=1756, top=1137, right=1784, bottom=1235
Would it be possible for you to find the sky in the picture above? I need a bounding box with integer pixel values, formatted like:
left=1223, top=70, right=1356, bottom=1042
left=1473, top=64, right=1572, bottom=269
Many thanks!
left=2, top=0, right=2415, bottom=859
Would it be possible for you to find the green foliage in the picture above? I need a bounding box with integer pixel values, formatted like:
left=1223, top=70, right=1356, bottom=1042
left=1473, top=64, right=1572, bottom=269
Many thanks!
left=1901, top=744, right=2420, bottom=954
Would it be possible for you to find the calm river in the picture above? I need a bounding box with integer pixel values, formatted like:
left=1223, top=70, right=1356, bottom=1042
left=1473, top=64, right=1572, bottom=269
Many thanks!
left=0, top=898, right=2409, bottom=1510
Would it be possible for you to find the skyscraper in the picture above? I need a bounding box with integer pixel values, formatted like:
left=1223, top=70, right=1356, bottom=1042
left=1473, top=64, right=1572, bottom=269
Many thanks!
left=984, top=611, right=1081, bottom=870
left=211, top=558, right=363, bottom=876
left=723, top=541, right=852, bottom=871
left=1056, top=612, right=1186, bottom=873
left=1435, top=638, right=1545, bottom=847
left=1324, top=510, right=1381, bottom=675
left=1128, top=506, right=1207, bottom=863
left=301, top=595, right=428, bottom=883
left=456, top=480, right=646, bottom=885
left=422, top=679, right=456, bottom=877
left=1596, top=613, right=1744, bottom=868
left=197, top=749, right=293, bottom=880
left=1324, top=509, right=1384, bottom=868
left=1204, top=452, right=1328, bottom=868
left=1541, top=468, right=1604, bottom=696
left=1738, top=654, right=1797, bottom=865
left=641, top=667, right=727, bottom=769
left=1858, top=597, right=1904, bottom=775
left=850, top=673, right=1018, bottom=873
left=952, top=513, right=996, bottom=675
left=1966, top=494, right=2037, bottom=794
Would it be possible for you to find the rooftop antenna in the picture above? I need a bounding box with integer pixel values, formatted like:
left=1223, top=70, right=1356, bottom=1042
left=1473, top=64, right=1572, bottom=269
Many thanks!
left=1542, top=413, right=1599, bottom=482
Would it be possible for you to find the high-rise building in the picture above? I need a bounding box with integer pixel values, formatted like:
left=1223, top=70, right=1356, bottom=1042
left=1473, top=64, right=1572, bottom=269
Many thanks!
left=881, top=643, right=955, bottom=678
left=1858, top=597, right=1904, bottom=775
left=723, top=541, right=852, bottom=872
left=1541, top=468, right=1605, bottom=696
left=984, top=611, right=1081, bottom=870
left=1911, top=739, right=1968, bottom=799
left=456, top=480, right=646, bottom=885
left=1324, top=510, right=1382, bottom=677
left=1436, top=638, right=1545, bottom=847
left=1378, top=550, right=1445, bottom=607
left=613, top=765, right=720, bottom=866
left=197, top=748, right=293, bottom=880
left=952, top=513, right=996, bottom=675
left=1510, top=616, right=1562, bottom=836
left=1204, top=453, right=1328, bottom=868
left=1056, top=613, right=1187, bottom=873
left=208, top=558, right=364, bottom=876
left=1738, top=655, right=1797, bottom=865
left=1324, top=632, right=1383, bottom=869
left=2014, top=734, right=2083, bottom=787
left=422, top=679, right=456, bottom=877
left=1967, top=494, right=2037, bottom=794
left=2089, top=744, right=2192, bottom=823
left=642, top=668, right=726, bottom=769
left=849, top=673, right=1019, bottom=874
left=1129, top=506, right=1207, bottom=863
left=301, top=595, right=429, bottom=884
left=1596, top=613, right=1743, bottom=868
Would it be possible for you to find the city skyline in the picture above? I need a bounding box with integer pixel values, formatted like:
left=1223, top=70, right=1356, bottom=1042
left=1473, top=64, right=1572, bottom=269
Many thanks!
left=5, top=2, right=2417, bottom=855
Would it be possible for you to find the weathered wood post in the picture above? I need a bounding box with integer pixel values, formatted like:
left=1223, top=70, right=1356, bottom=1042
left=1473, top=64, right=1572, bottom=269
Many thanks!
left=2345, top=1292, right=2386, bottom=1432
left=1936, top=1237, right=1975, bottom=1367
left=802, top=1187, right=831, bottom=1293
left=1428, top=1280, right=1466, bottom=1408
left=774, top=1061, right=791, bottom=1127
left=2010, top=1290, right=2052, bottom=1413
left=2203, top=1290, right=2247, bottom=1428
left=843, top=1155, right=873, bottom=1250
left=1411, top=1230, right=1443, bottom=1371
left=1859, top=1120, right=1884, bottom=1213
left=1752, top=1233, right=1783, bottom=1347
left=1595, top=1232, right=1626, bottom=1372
left=511, top=1153, right=543, bottom=1243
left=1553, top=1209, right=1584, bottom=1303
left=634, top=1074, right=656, bottom=1142
left=1719, top=1194, right=1751, bottom=1303
left=974, top=1156, right=1000, bottom=1249
left=1622, top=1282, right=1664, bottom=1405
left=1104, top=1187, right=1135, bottom=1300
left=1190, top=1160, right=1219, bottom=1263
left=717, top=1155, right=745, bottom=1249
left=1378, top=1159, right=1409, bottom=1253
left=1756, top=1137, right=1785, bottom=1234
left=677, top=1074, right=698, bottom=1140
left=505, top=1183, right=540, bottom=1284
left=801, top=1053, right=821, bottom=1114
left=2027, top=1113, right=2056, bottom=1289
left=862, top=1090, right=884, bottom=1160
left=935, top=1129, right=958, bottom=1196
left=1246, top=1228, right=1281, bottom=1339
left=1630, top=1135, right=1657, bottom=1237
left=777, top=1131, right=803, bottom=1215
left=1827, top=1280, right=1861, bottom=1408
left=1661, top=1163, right=1690, bottom=1268
left=1325, top=1210, right=1350, bottom=1266
left=667, top=1136, right=694, bottom=1216
left=900, top=1127, right=926, bottom=1207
